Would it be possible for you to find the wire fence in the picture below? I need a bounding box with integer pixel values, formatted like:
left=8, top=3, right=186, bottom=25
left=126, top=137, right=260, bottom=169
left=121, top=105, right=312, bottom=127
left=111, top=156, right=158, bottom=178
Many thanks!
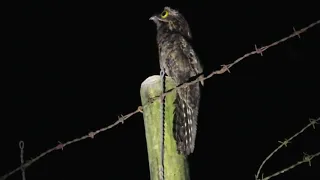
left=1, top=19, right=320, bottom=180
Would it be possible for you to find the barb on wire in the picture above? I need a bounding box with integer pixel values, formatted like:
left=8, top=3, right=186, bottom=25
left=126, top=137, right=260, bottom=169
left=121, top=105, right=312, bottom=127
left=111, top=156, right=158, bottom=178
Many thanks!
left=255, top=117, right=320, bottom=180
left=258, top=152, right=320, bottom=180
left=0, top=107, right=142, bottom=180
left=1, top=20, right=319, bottom=180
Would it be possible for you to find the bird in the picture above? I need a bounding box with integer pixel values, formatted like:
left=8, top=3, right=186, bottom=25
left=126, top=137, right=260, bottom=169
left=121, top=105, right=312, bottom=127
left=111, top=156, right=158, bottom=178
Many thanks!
left=150, top=6, right=204, bottom=156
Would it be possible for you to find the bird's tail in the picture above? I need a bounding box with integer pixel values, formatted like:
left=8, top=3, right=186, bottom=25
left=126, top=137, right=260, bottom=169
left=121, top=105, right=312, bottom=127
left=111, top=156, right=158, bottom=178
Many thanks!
left=173, top=83, right=200, bottom=156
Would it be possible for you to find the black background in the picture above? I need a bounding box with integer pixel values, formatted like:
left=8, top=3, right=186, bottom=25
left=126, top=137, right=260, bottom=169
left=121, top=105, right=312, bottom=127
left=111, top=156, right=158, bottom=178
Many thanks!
left=3, top=1, right=320, bottom=180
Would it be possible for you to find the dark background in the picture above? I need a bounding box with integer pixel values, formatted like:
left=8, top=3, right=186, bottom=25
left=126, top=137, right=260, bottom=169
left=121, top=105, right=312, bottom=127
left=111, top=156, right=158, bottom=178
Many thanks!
left=3, top=1, right=320, bottom=180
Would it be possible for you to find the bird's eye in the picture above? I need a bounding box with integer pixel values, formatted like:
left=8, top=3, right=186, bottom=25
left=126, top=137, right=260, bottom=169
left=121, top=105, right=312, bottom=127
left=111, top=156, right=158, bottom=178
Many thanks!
left=161, top=10, right=169, bottom=18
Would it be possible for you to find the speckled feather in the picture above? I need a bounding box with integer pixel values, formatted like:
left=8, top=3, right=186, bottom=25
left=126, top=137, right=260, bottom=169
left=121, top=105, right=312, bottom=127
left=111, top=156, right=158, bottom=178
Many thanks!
left=150, top=7, right=203, bottom=156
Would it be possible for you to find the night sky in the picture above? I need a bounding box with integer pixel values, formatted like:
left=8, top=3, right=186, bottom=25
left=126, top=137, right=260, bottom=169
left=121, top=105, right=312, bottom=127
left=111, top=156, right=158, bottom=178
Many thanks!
left=3, top=1, right=320, bottom=180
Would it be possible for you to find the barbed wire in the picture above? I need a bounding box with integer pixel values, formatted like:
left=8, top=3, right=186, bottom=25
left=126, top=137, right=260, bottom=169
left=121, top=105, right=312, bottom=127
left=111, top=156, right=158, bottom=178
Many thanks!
left=1, top=19, right=319, bottom=180
left=255, top=117, right=320, bottom=180
left=19, top=141, right=26, bottom=180
left=149, top=19, right=320, bottom=102
left=0, top=107, right=142, bottom=180
left=159, top=69, right=166, bottom=180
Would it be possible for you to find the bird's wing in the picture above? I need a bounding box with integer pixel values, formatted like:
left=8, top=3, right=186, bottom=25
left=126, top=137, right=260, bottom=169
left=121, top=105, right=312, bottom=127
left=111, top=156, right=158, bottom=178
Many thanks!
left=179, top=36, right=204, bottom=85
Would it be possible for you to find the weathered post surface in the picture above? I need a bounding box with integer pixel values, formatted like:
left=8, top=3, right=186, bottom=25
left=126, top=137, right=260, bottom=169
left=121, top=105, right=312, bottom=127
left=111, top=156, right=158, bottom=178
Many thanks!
left=140, top=75, right=189, bottom=180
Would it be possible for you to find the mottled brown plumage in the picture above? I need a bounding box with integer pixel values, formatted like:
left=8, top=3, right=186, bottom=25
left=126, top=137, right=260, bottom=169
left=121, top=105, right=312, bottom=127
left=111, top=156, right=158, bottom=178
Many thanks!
left=150, top=7, right=204, bottom=156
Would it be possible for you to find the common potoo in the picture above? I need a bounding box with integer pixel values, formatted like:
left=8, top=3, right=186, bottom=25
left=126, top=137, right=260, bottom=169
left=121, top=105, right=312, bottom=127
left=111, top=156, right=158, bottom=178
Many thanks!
left=150, top=7, right=204, bottom=156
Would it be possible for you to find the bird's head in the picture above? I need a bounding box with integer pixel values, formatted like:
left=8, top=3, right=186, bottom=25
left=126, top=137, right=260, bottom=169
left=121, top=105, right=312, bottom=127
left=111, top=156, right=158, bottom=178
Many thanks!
left=149, top=7, right=192, bottom=39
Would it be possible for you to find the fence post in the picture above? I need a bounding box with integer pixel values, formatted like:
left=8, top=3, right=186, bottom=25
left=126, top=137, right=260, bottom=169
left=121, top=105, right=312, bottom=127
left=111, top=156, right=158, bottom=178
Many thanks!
left=140, top=75, right=190, bottom=180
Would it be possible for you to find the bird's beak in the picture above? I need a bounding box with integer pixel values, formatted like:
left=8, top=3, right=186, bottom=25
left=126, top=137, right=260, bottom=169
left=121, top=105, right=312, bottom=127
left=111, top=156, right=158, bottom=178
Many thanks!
left=149, top=15, right=158, bottom=21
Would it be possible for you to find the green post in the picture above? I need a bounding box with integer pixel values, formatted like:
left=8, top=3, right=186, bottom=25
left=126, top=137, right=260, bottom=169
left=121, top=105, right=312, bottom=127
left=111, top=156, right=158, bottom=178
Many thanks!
left=140, top=75, right=189, bottom=180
